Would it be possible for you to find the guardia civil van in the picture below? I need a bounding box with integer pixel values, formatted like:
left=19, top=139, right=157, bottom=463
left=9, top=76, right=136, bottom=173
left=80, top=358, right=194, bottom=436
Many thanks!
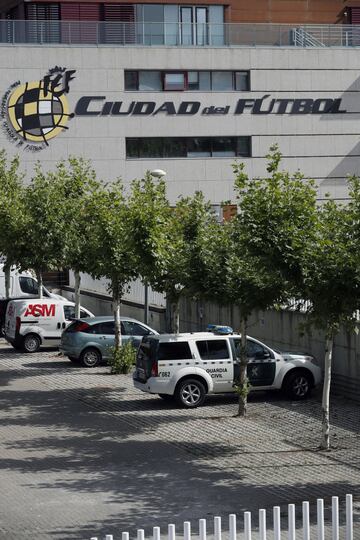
left=133, top=329, right=322, bottom=408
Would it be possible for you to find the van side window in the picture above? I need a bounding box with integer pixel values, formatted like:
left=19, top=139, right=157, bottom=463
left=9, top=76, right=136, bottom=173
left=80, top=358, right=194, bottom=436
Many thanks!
left=19, top=277, right=39, bottom=295
left=158, top=342, right=192, bottom=361
left=63, top=305, right=75, bottom=321
left=197, top=340, right=229, bottom=360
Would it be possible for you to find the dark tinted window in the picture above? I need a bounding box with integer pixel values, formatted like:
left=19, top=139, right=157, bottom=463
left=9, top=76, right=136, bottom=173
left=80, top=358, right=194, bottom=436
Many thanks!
left=197, top=340, right=229, bottom=360
left=63, top=305, right=75, bottom=321
left=233, top=339, right=267, bottom=358
left=122, top=320, right=151, bottom=336
left=88, top=321, right=115, bottom=335
left=19, top=277, right=38, bottom=295
left=158, top=342, right=192, bottom=360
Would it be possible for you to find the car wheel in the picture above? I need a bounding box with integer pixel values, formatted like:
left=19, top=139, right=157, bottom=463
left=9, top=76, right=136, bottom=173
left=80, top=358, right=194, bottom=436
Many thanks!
left=23, top=333, right=41, bottom=353
left=283, top=370, right=312, bottom=400
left=158, top=393, right=174, bottom=401
left=80, top=348, right=101, bottom=368
left=175, top=378, right=206, bottom=408
left=0, top=323, right=5, bottom=338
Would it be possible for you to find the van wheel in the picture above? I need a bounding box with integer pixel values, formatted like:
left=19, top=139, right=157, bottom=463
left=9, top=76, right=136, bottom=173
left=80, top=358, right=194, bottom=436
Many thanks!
left=23, top=333, right=41, bottom=353
left=80, top=348, right=101, bottom=368
left=283, top=370, right=312, bottom=400
left=175, top=378, right=206, bottom=408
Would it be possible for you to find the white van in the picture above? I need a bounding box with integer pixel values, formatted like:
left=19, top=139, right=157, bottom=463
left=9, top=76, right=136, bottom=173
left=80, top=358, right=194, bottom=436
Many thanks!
left=5, top=298, right=94, bottom=352
left=0, top=264, right=66, bottom=300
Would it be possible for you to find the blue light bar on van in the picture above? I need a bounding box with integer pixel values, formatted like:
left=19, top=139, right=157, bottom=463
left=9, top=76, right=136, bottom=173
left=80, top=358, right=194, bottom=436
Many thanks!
left=207, top=324, right=233, bottom=335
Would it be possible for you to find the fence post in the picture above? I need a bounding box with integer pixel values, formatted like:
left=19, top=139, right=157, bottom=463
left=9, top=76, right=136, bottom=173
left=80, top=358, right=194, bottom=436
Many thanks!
left=199, top=519, right=207, bottom=540
left=184, top=521, right=191, bottom=540
left=317, top=499, right=325, bottom=540
left=332, top=497, right=339, bottom=540
left=302, top=501, right=310, bottom=540
left=153, top=527, right=161, bottom=540
left=288, top=504, right=296, bottom=540
left=214, top=516, right=221, bottom=540
left=244, top=511, right=252, bottom=540
left=273, top=506, right=281, bottom=540
left=259, top=509, right=266, bottom=540
left=229, top=514, right=236, bottom=540
left=346, top=494, right=353, bottom=540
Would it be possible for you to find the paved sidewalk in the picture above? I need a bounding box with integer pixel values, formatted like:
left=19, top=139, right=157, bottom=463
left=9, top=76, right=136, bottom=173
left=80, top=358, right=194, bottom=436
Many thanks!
left=0, top=342, right=359, bottom=539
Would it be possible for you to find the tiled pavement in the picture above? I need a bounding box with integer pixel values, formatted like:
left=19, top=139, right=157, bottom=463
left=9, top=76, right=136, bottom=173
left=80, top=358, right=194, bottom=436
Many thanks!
left=0, top=342, right=359, bottom=539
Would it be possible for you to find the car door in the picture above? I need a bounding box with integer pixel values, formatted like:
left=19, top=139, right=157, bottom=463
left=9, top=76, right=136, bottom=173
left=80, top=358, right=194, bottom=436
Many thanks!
left=196, top=338, right=234, bottom=392
left=121, top=320, right=153, bottom=348
left=95, top=321, right=115, bottom=359
left=232, top=338, right=276, bottom=387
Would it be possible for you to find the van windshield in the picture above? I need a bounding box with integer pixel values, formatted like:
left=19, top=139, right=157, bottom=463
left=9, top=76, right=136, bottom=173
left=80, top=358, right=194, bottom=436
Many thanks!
left=19, top=277, right=39, bottom=295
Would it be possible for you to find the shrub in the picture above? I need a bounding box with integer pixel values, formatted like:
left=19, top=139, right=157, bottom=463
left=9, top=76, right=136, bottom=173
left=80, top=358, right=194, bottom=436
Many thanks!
left=109, top=341, right=136, bottom=374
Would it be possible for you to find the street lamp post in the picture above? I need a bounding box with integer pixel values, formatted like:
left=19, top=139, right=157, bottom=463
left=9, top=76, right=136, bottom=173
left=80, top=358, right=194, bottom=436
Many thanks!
left=143, top=169, right=167, bottom=325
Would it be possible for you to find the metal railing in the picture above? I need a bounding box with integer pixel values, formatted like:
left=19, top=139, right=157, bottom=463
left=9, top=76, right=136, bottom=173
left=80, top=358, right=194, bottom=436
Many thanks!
left=1, top=20, right=360, bottom=47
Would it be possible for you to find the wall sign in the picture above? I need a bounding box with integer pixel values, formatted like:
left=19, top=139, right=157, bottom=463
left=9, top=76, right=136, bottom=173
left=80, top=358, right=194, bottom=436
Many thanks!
left=1, top=67, right=347, bottom=151
left=1, top=67, right=75, bottom=152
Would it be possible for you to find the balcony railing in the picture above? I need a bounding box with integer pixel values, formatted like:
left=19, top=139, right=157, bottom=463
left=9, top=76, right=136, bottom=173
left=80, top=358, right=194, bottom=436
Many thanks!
left=1, top=20, right=360, bottom=47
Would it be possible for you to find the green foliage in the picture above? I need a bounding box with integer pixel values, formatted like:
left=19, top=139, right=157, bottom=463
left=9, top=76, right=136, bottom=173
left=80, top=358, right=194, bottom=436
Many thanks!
left=233, top=379, right=252, bottom=400
left=0, top=150, right=26, bottom=268
left=108, top=341, right=136, bottom=374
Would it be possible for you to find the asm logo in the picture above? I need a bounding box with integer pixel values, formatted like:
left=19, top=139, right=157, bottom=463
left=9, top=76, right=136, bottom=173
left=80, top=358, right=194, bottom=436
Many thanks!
left=24, top=304, right=56, bottom=317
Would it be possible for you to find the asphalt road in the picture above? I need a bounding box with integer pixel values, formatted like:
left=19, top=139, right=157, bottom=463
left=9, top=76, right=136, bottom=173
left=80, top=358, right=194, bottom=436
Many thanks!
left=0, top=341, right=359, bottom=539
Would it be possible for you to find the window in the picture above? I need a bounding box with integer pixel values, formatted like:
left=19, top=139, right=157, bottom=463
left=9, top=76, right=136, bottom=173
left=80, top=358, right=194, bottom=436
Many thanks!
left=19, top=277, right=39, bottom=295
left=139, top=71, right=162, bottom=91
left=197, top=340, right=230, bottom=360
left=63, top=306, right=90, bottom=321
left=122, top=321, right=151, bottom=336
left=158, top=342, right=192, bottom=360
left=124, top=70, right=250, bottom=91
left=89, top=321, right=115, bottom=335
left=212, top=71, right=233, bottom=91
left=235, top=71, right=250, bottom=91
left=164, top=72, right=186, bottom=91
left=233, top=339, right=270, bottom=359
left=125, top=71, right=138, bottom=91
left=126, top=137, right=251, bottom=159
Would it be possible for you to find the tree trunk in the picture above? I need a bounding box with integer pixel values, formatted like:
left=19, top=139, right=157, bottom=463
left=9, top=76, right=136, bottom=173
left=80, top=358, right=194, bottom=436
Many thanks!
left=74, top=270, right=81, bottom=319
left=36, top=270, right=43, bottom=299
left=320, top=331, right=333, bottom=450
left=236, top=316, right=249, bottom=417
left=113, top=285, right=122, bottom=351
left=173, top=298, right=180, bottom=334
left=4, top=263, right=11, bottom=298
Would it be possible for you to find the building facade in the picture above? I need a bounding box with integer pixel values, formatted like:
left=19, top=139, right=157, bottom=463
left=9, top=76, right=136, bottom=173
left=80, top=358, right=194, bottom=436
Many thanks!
left=1, top=2, right=360, bottom=316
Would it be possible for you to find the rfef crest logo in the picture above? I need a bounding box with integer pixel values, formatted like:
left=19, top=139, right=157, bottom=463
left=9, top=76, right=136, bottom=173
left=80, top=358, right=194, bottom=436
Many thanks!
left=1, top=66, right=75, bottom=152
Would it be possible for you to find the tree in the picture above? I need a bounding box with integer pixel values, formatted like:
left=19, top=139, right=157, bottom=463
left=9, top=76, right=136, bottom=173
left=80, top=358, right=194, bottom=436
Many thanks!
left=300, top=185, right=360, bottom=449
left=229, top=145, right=319, bottom=416
left=0, top=150, right=26, bottom=297
left=85, top=179, right=138, bottom=349
left=198, top=217, right=284, bottom=416
left=53, top=157, right=102, bottom=318
left=151, top=192, right=217, bottom=333
left=19, top=164, right=69, bottom=298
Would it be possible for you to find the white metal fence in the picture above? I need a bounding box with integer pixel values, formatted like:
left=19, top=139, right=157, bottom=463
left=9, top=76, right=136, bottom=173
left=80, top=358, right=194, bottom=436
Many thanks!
left=90, top=494, right=354, bottom=540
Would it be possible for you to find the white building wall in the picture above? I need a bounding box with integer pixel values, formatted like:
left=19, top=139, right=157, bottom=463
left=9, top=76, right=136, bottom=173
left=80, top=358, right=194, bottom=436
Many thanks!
left=0, top=45, right=359, bottom=203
